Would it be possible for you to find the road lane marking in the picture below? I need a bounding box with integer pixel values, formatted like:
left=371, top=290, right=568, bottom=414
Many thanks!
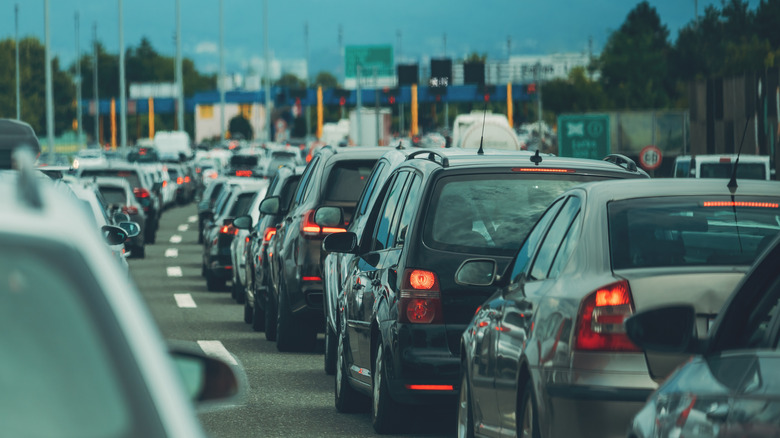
left=178, top=224, right=189, bottom=232
left=197, top=340, right=238, bottom=366
left=170, top=235, right=182, bottom=243
left=165, top=248, right=179, bottom=258
left=188, top=215, right=197, bottom=223
left=167, top=266, right=183, bottom=277
left=174, top=293, right=197, bottom=308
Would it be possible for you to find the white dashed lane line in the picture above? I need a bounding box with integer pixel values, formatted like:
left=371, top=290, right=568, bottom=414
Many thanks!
left=166, top=266, right=183, bottom=277
left=197, top=340, right=238, bottom=366
left=177, top=224, right=189, bottom=232
left=188, top=215, right=197, bottom=223
left=165, top=248, right=179, bottom=258
left=169, top=235, right=182, bottom=244
left=174, top=293, right=197, bottom=308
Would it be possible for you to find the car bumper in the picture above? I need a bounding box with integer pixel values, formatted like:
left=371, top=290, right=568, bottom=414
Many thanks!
left=545, top=386, right=649, bottom=438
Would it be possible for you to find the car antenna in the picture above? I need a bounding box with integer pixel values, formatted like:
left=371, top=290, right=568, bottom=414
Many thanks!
left=728, top=115, right=751, bottom=254
left=477, top=100, right=488, bottom=155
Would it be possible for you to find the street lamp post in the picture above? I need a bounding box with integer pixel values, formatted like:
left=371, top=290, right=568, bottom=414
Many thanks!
left=15, top=4, right=21, bottom=120
left=118, top=0, right=127, bottom=149
left=44, top=0, right=55, bottom=159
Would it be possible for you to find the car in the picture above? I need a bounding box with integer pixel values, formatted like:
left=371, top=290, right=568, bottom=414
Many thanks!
left=234, top=165, right=304, bottom=333
left=202, top=178, right=268, bottom=291
left=0, top=149, right=242, bottom=437
left=93, top=176, right=148, bottom=258
left=227, top=151, right=266, bottom=178
left=674, top=154, right=775, bottom=180
left=321, top=146, right=412, bottom=375
left=165, top=162, right=196, bottom=205
left=197, top=176, right=237, bottom=244
left=229, top=182, right=270, bottom=303
left=626, top=231, right=780, bottom=438
left=262, top=145, right=387, bottom=352
left=456, top=177, right=780, bottom=438
left=322, top=149, right=649, bottom=433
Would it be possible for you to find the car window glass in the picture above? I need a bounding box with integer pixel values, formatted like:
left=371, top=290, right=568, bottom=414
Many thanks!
left=279, top=175, right=302, bottom=210
left=372, top=172, right=409, bottom=251
left=529, top=197, right=581, bottom=281
left=739, top=277, right=780, bottom=350
left=229, top=192, right=257, bottom=217
left=322, top=160, right=376, bottom=203
left=386, top=173, right=415, bottom=248
left=99, top=187, right=128, bottom=205
left=356, top=161, right=386, bottom=219
left=509, top=198, right=564, bottom=283
left=548, top=209, right=582, bottom=278
left=395, top=174, right=422, bottom=247
left=293, top=156, right=318, bottom=207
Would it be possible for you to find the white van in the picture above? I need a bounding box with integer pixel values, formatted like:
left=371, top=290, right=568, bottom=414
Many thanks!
left=154, top=131, right=192, bottom=161
left=674, top=154, right=775, bottom=180
left=451, top=111, right=521, bottom=151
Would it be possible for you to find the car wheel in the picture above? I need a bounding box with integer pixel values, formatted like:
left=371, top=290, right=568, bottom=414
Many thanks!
left=206, top=270, right=225, bottom=292
left=372, top=341, right=404, bottom=434
left=252, top=289, right=265, bottom=332
left=457, top=368, right=476, bottom=438
left=324, top=322, right=337, bottom=375
left=201, top=261, right=206, bottom=277
left=334, top=327, right=367, bottom=413
left=243, top=300, right=253, bottom=324
left=275, top=284, right=315, bottom=352
left=518, top=382, right=541, bottom=438
left=232, top=275, right=245, bottom=303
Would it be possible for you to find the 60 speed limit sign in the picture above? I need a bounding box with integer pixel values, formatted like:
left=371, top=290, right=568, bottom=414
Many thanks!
left=639, top=145, right=662, bottom=170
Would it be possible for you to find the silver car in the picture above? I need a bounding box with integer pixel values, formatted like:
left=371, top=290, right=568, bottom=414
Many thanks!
left=457, top=178, right=780, bottom=438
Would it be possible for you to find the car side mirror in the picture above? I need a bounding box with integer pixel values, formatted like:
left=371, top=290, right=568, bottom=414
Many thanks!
left=259, top=196, right=280, bottom=215
left=113, top=212, right=131, bottom=224
left=233, top=215, right=252, bottom=230
left=101, top=225, right=128, bottom=246
left=624, top=305, right=702, bottom=354
left=455, top=258, right=497, bottom=286
left=169, top=348, right=243, bottom=404
left=314, top=206, right=343, bottom=228
left=118, top=221, right=141, bottom=238
left=322, top=232, right=358, bottom=254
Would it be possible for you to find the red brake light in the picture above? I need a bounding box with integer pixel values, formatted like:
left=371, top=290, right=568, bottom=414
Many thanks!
left=176, top=177, right=184, bottom=185
left=302, top=276, right=322, bottom=282
left=574, top=280, right=639, bottom=352
left=121, top=205, right=139, bottom=215
left=236, top=170, right=253, bottom=177
left=220, top=225, right=239, bottom=235
left=405, top=384, right=454, bottom=391
left=263, top=227, right=277, bottom=242
left=719, top=157, right=731, bottom=163
left=133, top=187, right=150, bottom=198
left=512, top=168, right=574, bottom=173
left=399, top=268, right=442, bottom=324
left=301, top=210, right=346, bottom=239
left=184, top=176, right=191, bottom=183
left=702, top=201, right=778, bottom=208
left=209, top=173, right=218, bottom=179
left=162, top=180, right=167, bottom=188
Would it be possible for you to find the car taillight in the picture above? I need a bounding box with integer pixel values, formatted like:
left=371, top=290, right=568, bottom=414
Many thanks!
left=209, top=173, right=218, bottom=179
left=574, top=280, right=640, bottom=352
left=236, top=170, right=252, bottom=177
left=184, top=176, right=191, bottom=183
left=162, top=180, right=167, bottom=188
left=399, top=268, right=443, bottom=324
left=121, top=205, right=138, bottom=215
left=300, top=210, right=346, bottom=239
left=263, top=227, right=277, bottom=242
left=133, top=187, right=150, bottom=198
left=220, top=225, right=239, bottom=235
left=176, top=177, right=184, bottom=185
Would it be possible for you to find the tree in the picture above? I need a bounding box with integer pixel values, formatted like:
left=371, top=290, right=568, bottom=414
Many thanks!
left=275, top=73, right=306, bottom=89
left=465, top=52, right=487, bottom=63
left=756, top=0, right=780, bottom=48
left=228, top=114, right=253, bottom=140
left=543, top=67, right=611, bottom=115
left=313, top=71, right=338, bottom=88
left=598, top=1, right=674, bottom=109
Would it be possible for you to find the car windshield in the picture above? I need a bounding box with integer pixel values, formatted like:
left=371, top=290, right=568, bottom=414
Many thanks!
left=609, top=196, right=780, bottom=269
left=425, top=173, right=607, bottom=256
left=0, top=238, right=164, bottom=437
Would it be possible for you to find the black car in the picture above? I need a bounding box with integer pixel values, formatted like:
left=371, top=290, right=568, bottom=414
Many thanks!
left=262, top=146, right=387, bottom=352
left=234, top=165, right=304, bottom=333
left=322, top=149, right=649, bottom=433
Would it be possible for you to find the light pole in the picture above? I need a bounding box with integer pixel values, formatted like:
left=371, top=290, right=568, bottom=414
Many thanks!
left=176, top=0, right=184, bottom=134
left=93, top=23, right=99, bottom=146
left=118, top=0, right=127, bottom=149
left=15, top=4, right=20, bottom=120
left=75, top=12, right=83, bottom=148
left=219, top=0, right=225, bottom=140
left=263, top=0, right=271, bottom=141
left=44, top=0, right=55, bottom=159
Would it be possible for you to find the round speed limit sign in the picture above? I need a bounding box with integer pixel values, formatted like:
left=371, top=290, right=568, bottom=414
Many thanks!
left=639, top=145, right=662, bottom=170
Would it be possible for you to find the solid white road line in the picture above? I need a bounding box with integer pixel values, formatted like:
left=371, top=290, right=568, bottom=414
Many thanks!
left=165, top=248, right=179, bottom=258
left=166, top=266, right=183, bottom=277
left=188, top=215, right=197, bottom=223
left=174, top=293, right=197, bottom=308
left=197, top=340, right=238, bottom=366
left=177, top=224, right=189, bottom=232
left=170, top=235, right=182, bottom=244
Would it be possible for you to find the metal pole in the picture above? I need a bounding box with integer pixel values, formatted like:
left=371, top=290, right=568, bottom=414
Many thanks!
left=356, top=65, right=362, bottom=145
left=219, top=0, right=225, bottom=140
left=305, top=21, right=311, bottom=138
left=118, top=0, right=127, bottom=149
left=93, top=23, right=99, bottom=146
left=263, top=0, right=271, bottom=141
left=76, top=12, right=83, bottom=148
left=15, top=4, right=21, bottom=120
left=374, top=67, right=380, bottom=145
left=536, top=62, right=543, bottom=148
left=175, top=0, right=184, bottom=135
left=400, top=103, right=404, bottom=135
left=44, top=0, right=55, bottom=159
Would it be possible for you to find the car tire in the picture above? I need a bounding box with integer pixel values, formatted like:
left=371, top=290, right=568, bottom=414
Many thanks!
left=324, top=322, right=337, bottom=375
left=264, top=294, right=277, bottom=341
left=232, top=275, right=245, bottom=303
left=201, top=261, right=206, bottom=277
left=372, top=341, right=405, bottom=434
left=275, top=285, right=315, bottom=352
left=518, top=382, right=541, bottom=438
left=206, top=270, right=225, bottom=292
left=334, top=328, right=367, bottom=413
left=252, top=290, right=265, bottom=332
left=243, top=300, right=253, bottom=324
left=457, top=368, right=476, bottom=438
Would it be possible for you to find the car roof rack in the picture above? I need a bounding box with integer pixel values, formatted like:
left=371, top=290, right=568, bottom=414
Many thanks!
left=603, top=154, right=638, bottom=172
left=405, top=150, right=449, bottom=167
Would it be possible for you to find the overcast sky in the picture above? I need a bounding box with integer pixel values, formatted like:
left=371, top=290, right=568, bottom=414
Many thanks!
left=0, top=0, right=763, bottom=77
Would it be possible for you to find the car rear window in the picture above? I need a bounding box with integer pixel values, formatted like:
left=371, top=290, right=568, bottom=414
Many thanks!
left=81, top=169, right=141, bottom=189
left=424, top=173, right=601, bottom=256
left=229, top=192, right=258, bottom=217
left=609, top=196, right=780, bottom=269
left=322, top=160, right=375, bottom=202
left=230, top=155, right=259, bottom=168
left=99, top=187, right=128, bottom=205
left=699, top=162, right=766, bottom=180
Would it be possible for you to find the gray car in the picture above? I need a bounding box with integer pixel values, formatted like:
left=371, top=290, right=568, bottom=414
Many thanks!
left=457, top=178, right=780, bottom=438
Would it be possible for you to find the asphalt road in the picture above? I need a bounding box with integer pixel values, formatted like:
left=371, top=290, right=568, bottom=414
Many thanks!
left=129, top=202, right=456, bottom=438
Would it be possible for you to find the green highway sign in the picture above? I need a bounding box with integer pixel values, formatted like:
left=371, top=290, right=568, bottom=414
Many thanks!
left=557, top=114, right=610, bottom=159
left=344, top=45, right=394, bottom=79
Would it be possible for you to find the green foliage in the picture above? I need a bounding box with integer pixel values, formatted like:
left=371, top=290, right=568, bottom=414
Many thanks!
left=543, top=67, right=611, bottom=114
left=275, top=73, right=306, bottom=89
left=465, top=52, right=487, bottom=63
left=313, top=71, right=339, bottom=88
